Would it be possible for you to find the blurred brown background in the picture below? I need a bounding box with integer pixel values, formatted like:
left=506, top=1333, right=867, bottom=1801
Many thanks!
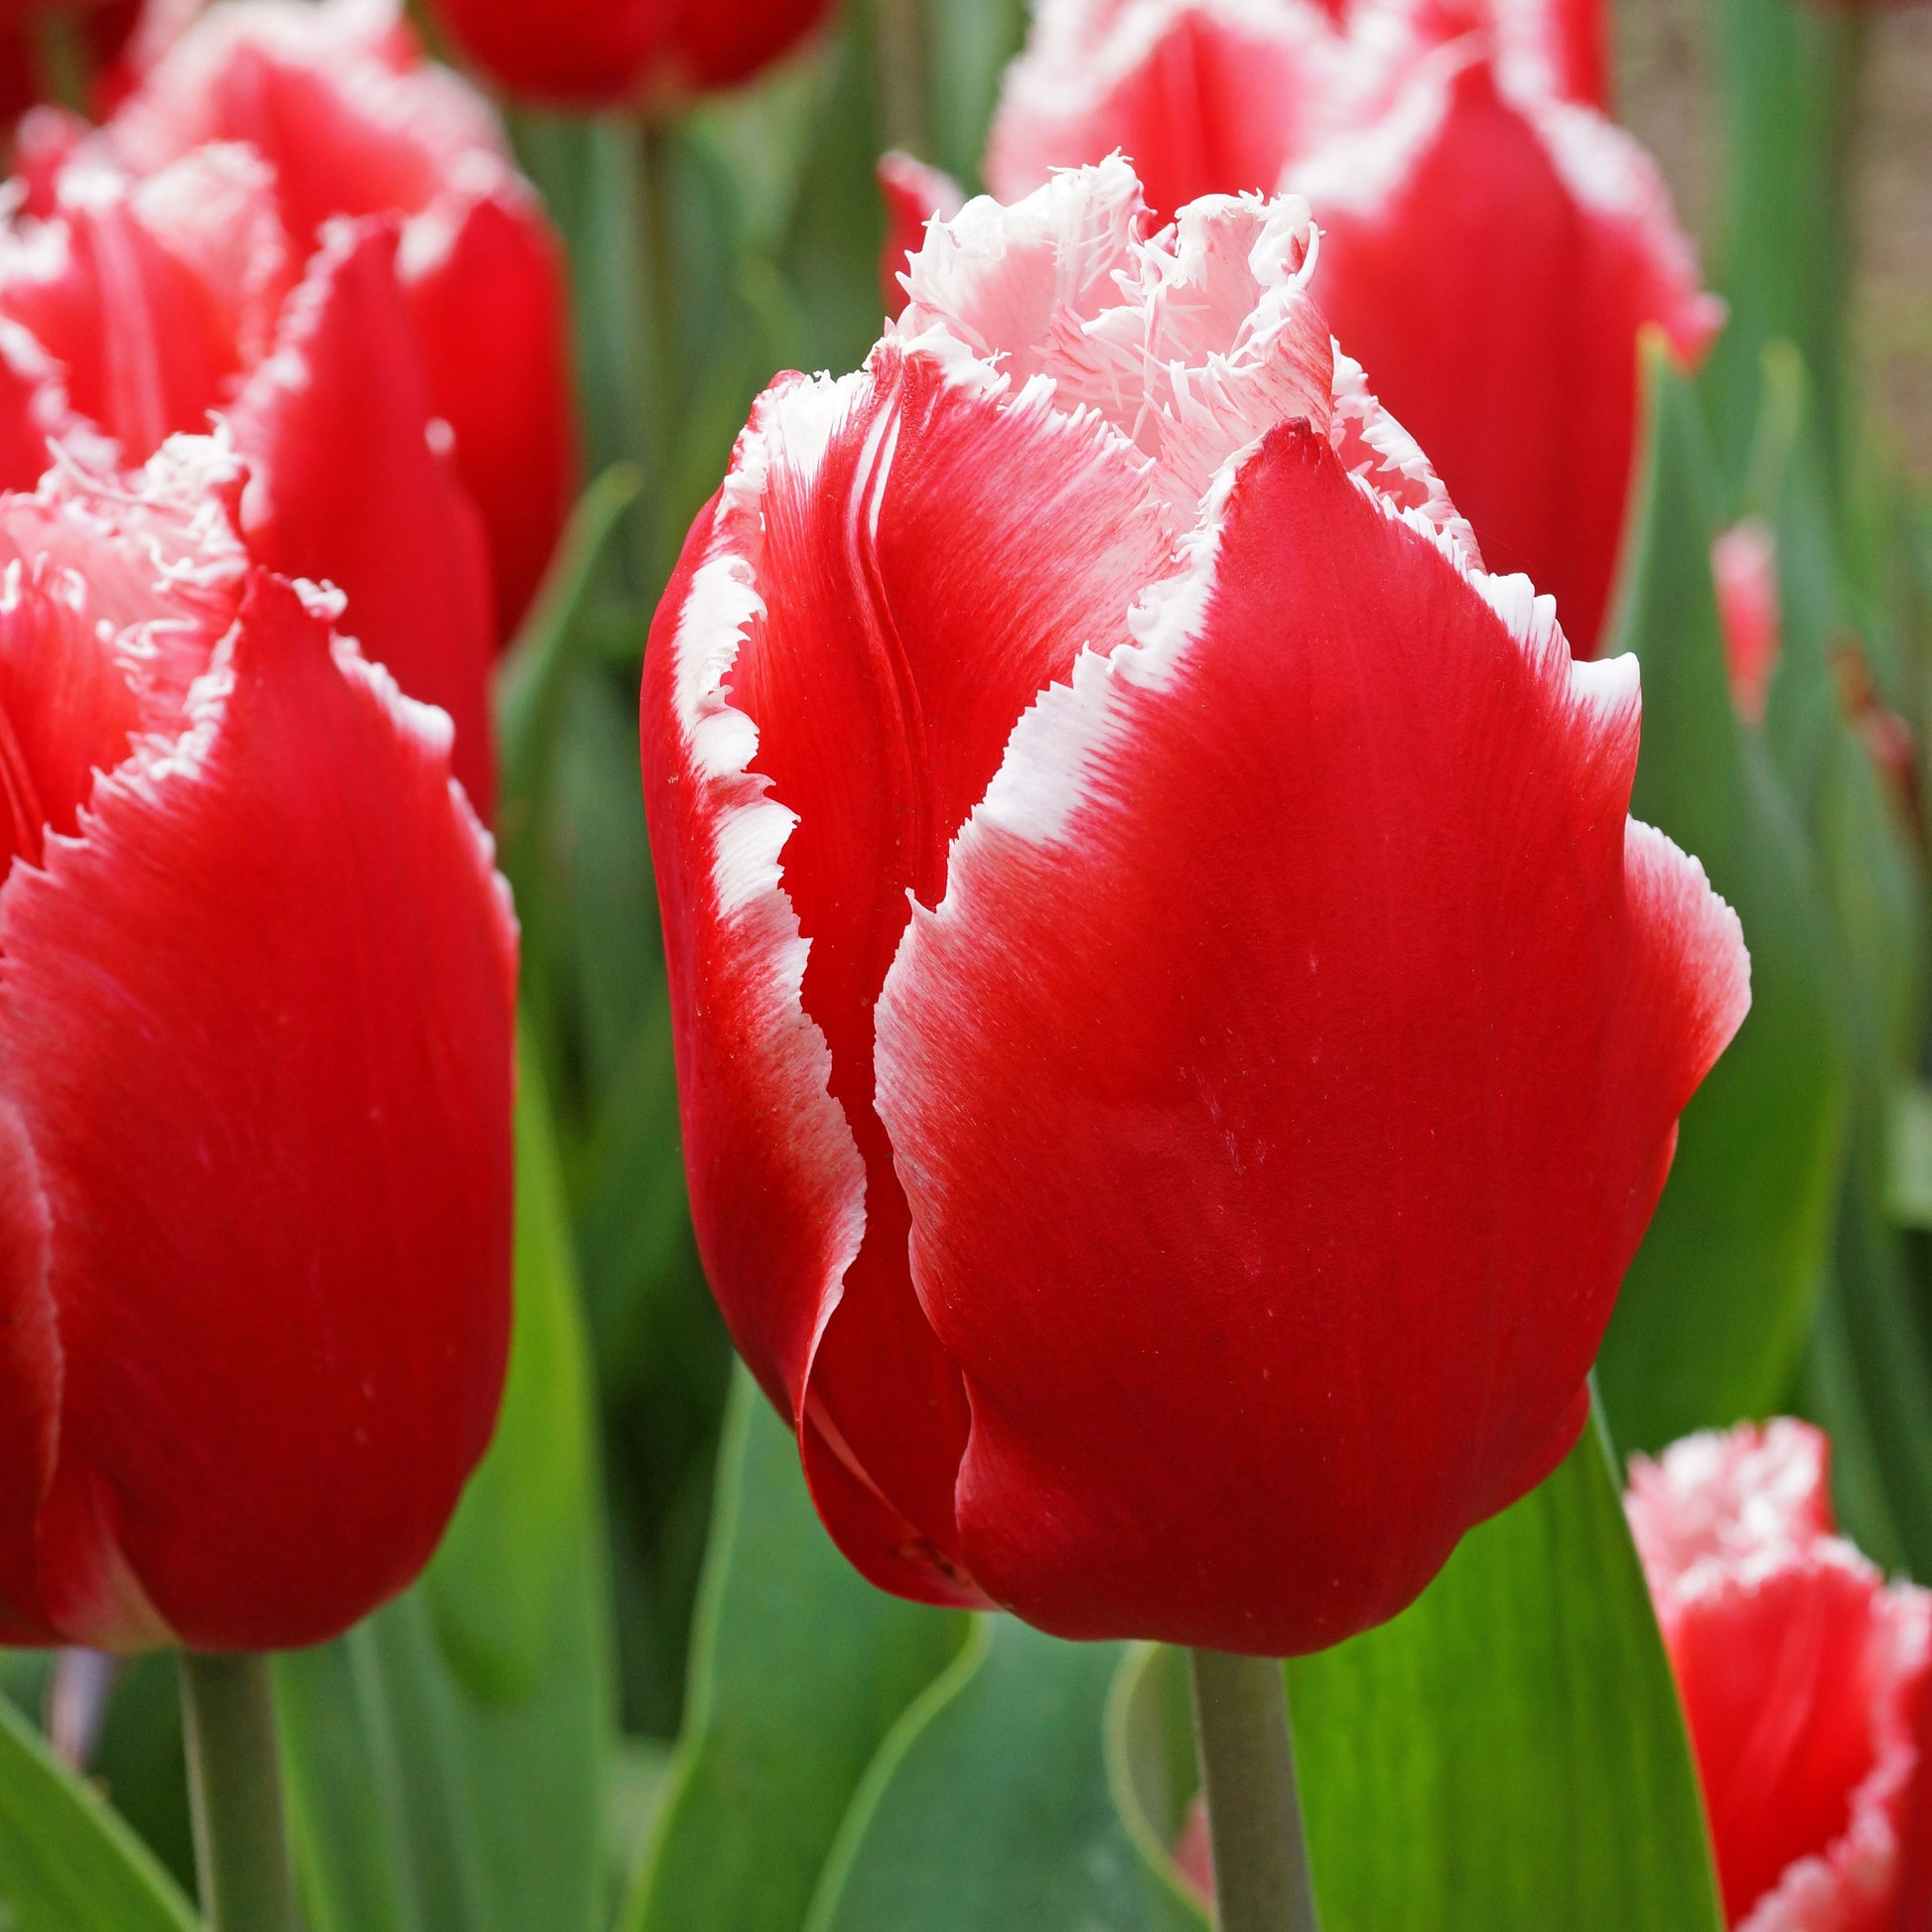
left=1619, top=0, right=1932, bottom=478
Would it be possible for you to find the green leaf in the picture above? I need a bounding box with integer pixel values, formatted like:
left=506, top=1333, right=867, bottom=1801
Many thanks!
left=1288, top=1404, right=1724, bottom=1931
left=276, top=1031, right=614, bottom=1932
left=624, top=1369, right=966, bottom=1932
left=1703, top=0, right=1865, bottom=484
left=805, top=1619, right=1207, bottom=1932
left=0, top=1694, right=197, bottom=1932
left=1594, top=336, right=1849, bottom=1450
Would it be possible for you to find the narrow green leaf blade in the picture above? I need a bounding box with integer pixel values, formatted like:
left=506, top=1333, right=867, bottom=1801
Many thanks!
left=278, top=1031, right=613, bottom=1932
left=0, top=1695, right=198, bottom=1932
left=624, top=1369, right=966, bottom=1932
left=1289, top=1409, right=1723, bottom=1931
left=806, top=1617, right=1207, bottom=1932
left=1594, top=337, right=1849, bottom=1449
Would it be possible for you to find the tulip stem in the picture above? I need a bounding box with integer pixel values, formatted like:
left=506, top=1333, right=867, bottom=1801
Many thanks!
left=180, top=1652, right=296, bottom=1932
left=1187, top=1649, right=1320, bottom=1932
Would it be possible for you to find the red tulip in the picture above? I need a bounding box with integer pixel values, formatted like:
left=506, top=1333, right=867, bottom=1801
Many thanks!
left=104, top=0, right=576, bottom=637
left=423, top=0, right=835, bottom=109
left=1628, top=1423, right=1932, bottom=1932
left=227, top=215, right=498, bottom=816
left=1288, top=41, right=1720, bottom=656
left=985, top=0, right=1710, bottom=657
left=985, top=0, right=1342, bottom=228
left=1711, top=518, right=1779, bottom=726
left=0, top=435, right=516, bottom=1654
left=641, top=162, right=1749, bottom=1654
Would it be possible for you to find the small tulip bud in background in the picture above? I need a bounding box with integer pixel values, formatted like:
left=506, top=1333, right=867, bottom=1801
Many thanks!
left=642, top=161, right=1749, bottom=1656
left=0, top=438, right=517, bottom=1655
left=1711, top=518, right=1780, bottom=725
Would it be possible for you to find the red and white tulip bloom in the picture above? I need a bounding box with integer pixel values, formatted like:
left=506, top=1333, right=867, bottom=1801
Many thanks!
left=0, top=437, right=517, bottom=1653
left=642, top=162, right=1750, bottom=1655
left=1629, top=1423, right=1932, bottom=1932
left=981, top=0, right=1717, bottom=657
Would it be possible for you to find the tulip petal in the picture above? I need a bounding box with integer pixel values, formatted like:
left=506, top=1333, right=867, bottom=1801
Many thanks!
left=876, top=420, right=1748, bottom=1654
left=0, top=1100, right=58, bottom=1645
left=986, top=0, right=1340, bottom=224
left=0, top=572, right=516, bottom=1651
left=399, top=187, right=576, bottom=639
left=1290, top=50, right=1721, bottom=656
left=644, top=343, right=1174, bottom=1599
left=229, top=216, right=498, bottom=814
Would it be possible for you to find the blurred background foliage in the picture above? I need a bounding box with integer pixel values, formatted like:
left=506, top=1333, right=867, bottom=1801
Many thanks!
left=5, top=0, right=1932, bottom=1925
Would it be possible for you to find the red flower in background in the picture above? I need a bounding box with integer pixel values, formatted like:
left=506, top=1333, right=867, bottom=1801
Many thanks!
left=981, top=0, right=1713, bottom=658
left=642, top=162, right=1749, bottom=1655
left=984, top=0, right=1341, bottom=228
left=423, top=0, right=835, bottom=109
left=0, top=0, right=579, bottom=808
left=104, top=0, right=576, bottom=640
left=0, top=437, right=516, bottom=1654
left=1712, top=517, right=1779, bottom=724
left=1289, top=38, right=1720, bottom=656
left=1628, top=1422, right=1932, bottom=1932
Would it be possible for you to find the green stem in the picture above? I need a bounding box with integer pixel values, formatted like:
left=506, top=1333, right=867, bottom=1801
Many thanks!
left=179, top=1652, right=295, bottom=1932
left=870, top=0, right=930, bottom=156
left=1187, top=1650, right=1320, bottom=1932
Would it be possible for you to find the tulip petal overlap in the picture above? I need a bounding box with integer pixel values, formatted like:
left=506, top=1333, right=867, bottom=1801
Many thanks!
left=644, top=163, right=1751, bottom=1654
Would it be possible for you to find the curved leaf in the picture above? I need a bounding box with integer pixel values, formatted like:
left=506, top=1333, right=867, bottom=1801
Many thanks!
left=1288, top=1403, right=1724, bottom=1930
left=623, top=1369, right=966, bottom=1932
left=1595, top=336, right=1849, bottom=1449
left=0, top=1695, right=197, bottom=1932
left=805, top=1617, right=1206, bottom=1932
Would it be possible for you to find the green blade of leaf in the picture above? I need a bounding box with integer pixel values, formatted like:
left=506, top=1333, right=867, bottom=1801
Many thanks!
left=1288, top=1402, right=1724, bottom=1931
left=0, top=1694, right=198, bottom=1932
left=804, top=1617, right=1208, bottom=1932
left=1593, top=335, right=1849, bottom=1450
left=623, top=1368, right=966, bottom=1932
left=277, top=1028, right=614, bottom=1932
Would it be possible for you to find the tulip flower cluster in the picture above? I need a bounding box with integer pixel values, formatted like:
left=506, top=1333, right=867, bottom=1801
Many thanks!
left=0, top=0, right=576, bottom=809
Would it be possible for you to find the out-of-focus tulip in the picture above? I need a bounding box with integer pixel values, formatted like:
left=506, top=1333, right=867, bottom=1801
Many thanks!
left=986, top=0, right=1341, bottom=226
left=0, top=150, right=501, bottom=807
left=0, top=436, right=516, bottom=1654
left=876, top=150, right=964, bottom=314
left=102, top=0, right=575, bottom=638
left=0, top=0, right=143, bottom=128
left=227, top=215, right=498, bottom=814
left=1289, top=39, right=1720, bottom=657
left=423, top=0, right=834, bottom=109
left=985, top=0, right=1710, bottom=656
left=1628, top=1423, right=1932, bottom=1932
left=1711, top=518, right=1779, bottom=725
left=641, top=161, right=1750, bottom=1654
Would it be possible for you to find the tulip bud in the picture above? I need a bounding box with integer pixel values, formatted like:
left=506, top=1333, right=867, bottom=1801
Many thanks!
left=642, top=162, right=1749, bottom=1655
left=1628, top=1422, right=1932, bottom=1931
left=0, top=437, right=517, bottom=1654
left=421, top=0, right=836, bottom=110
